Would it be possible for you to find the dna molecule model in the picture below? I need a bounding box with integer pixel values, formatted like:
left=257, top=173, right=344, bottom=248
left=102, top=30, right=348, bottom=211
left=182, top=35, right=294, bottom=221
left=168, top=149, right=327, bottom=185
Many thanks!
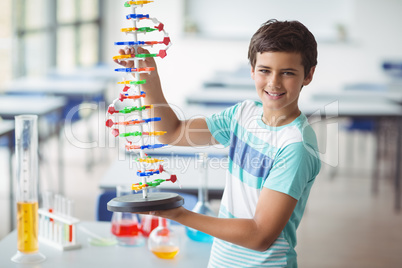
left=107, top=0, right=184, bottom=213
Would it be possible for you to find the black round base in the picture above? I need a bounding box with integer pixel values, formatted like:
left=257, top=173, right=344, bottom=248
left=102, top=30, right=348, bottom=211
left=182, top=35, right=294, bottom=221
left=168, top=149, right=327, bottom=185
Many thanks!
left=107, top=192, right=184, bottom=213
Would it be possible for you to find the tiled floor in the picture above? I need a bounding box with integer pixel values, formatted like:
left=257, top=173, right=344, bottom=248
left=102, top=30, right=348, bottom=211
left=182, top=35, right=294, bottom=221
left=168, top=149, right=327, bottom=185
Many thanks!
left=1, top=117, right=402, bottom=267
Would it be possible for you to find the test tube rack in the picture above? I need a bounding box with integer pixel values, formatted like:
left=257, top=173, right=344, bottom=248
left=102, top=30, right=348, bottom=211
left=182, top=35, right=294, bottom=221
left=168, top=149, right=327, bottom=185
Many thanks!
left=38, top=209, right=81, bottom=251
left=38, top=194, right=81, bottom=251
left=106, top=0, right=184, bottom=213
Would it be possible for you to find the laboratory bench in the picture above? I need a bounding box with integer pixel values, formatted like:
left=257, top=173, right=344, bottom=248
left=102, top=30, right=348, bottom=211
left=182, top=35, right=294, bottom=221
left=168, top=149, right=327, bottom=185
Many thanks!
left=0, top=221, right=212, bottom=268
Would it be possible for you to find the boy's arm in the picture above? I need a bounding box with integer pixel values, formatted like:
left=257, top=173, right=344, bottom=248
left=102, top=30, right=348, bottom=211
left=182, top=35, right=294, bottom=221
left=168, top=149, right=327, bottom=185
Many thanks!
left=114, top=47, right=217, bottom=146
left=152, top=187, right=297, bottom=252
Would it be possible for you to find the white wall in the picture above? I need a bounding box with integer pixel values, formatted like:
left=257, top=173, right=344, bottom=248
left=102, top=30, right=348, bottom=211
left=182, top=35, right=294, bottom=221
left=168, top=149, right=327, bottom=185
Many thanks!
left=315, top=0, right=402, bottom=92
left=103, top=0, right=402, bottom=106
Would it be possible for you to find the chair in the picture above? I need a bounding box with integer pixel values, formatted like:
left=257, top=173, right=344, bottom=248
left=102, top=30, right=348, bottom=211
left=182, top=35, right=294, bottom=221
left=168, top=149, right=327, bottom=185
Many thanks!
left=96, top=191, right=116, bottom=222
left=340, top=84, right=383, bottom=176
left=95, top=190, right=198, bottom=222
left=340, top=118, right=378, bottom=180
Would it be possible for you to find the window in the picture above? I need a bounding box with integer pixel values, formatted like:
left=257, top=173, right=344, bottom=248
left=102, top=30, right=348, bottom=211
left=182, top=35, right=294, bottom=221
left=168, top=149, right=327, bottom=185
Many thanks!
left=13, top=0, right=102, bottom=77
left=0, top=0, right=12, bottom=89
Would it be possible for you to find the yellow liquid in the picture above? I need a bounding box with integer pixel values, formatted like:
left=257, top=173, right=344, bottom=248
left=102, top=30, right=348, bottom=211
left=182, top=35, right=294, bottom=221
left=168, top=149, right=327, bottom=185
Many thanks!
left=17, top=202, right=39, bottom=253
left=151, top=245, right=179, bottom=259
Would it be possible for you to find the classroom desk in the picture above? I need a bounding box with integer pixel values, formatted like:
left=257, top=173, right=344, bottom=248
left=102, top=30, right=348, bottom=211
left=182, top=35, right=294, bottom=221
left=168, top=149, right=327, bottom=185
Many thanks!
left=202, top=67, right=254, bottom=89
left=0, top=120, right=14, bottom=181
left=100, top=146, right=228, bottom=200
left=0, top=120, right=15, bottom=137
left=311, top=89, right=402, bottom=105
left=186, top=88, right=258, bottom=106
left=307, top=97, right=402, bottom=207
left=5, top=77, right=110, bottom=171
left=0, top=221, right=212, bottom=268
left=299, top=97, right=402, bottom=117
left=0, top=95, right=66, bottom=119
left=0, top=95, right=67, bottom=230
left=0, top=120, right=15, bottom=232
left=185, top=87, right=402, bottom=115
left=5, top=77, right=108, bottom=100
left=47, top=65, right=120, bottom=82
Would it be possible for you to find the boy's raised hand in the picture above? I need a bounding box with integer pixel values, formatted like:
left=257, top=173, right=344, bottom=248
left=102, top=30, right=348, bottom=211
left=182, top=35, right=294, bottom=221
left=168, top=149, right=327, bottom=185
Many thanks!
left=114, top=46, right=158, bottom=78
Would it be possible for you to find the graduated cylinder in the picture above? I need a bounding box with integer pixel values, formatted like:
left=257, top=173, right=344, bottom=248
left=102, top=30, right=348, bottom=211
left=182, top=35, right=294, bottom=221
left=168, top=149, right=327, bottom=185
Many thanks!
left=12, top=115, right=45, bottom=263
left=15, top=115, right=40, bottom=254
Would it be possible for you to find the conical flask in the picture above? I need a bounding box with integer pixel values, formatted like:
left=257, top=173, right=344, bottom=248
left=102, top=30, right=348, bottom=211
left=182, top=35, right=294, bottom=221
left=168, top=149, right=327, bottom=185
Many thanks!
left=111, top=185, right=144, bottom=246
left=11, top=115, right=46, bottom=264
left=148, top=217, right=180, bottom=259
left=186, top=153, right=215, bottom=242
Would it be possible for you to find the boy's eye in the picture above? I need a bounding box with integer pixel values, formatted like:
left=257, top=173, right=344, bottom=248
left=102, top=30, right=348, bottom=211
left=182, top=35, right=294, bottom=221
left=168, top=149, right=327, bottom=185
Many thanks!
left=259, top=69, right=269, bottom=73
left=283, top=72, right=295, bottom=76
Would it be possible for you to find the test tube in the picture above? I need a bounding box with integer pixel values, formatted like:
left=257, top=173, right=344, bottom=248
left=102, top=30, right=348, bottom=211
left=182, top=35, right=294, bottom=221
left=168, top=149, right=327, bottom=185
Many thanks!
left=67, top=199, right=75, bottom=244
left=11, top=115, right=46, bottom=264
left=42, top=191, right=53, bottom=240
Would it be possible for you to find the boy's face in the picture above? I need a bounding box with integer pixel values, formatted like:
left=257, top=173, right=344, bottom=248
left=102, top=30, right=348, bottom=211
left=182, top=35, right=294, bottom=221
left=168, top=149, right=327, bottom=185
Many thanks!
left=251, top=52, right=314, bottom=121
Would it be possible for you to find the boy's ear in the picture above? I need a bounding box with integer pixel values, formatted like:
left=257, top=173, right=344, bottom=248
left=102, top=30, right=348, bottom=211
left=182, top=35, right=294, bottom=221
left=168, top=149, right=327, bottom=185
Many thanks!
left=251, top=66, right=255, bottom=80
left=302, top=66, right=316, bottom=86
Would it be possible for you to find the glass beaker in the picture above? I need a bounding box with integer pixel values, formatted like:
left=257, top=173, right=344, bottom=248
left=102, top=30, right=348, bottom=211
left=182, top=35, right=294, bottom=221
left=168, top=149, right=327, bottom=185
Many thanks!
left=186, top=153, right=215, bottom=243
left=11, top=115, right=46, bottom=264
left=148, top=217, right=180, bottom=259
left=140, top=214, right=160, bottom=238
left=111, top=185, right=144, bottom=246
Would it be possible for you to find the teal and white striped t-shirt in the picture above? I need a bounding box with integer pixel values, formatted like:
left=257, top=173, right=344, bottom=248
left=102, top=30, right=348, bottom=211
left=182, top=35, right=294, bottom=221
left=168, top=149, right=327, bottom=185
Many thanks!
left=205, top=100, right=321, bottom=268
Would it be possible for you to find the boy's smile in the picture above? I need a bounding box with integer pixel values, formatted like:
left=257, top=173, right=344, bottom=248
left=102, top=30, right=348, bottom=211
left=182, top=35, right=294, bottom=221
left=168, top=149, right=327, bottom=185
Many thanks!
left=251, top=52, right=314, bottom=126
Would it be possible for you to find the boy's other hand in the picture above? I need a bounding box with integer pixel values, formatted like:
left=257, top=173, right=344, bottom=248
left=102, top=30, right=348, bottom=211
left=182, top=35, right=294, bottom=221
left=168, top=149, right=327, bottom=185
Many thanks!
left=134, top=206, right=187, bottom=222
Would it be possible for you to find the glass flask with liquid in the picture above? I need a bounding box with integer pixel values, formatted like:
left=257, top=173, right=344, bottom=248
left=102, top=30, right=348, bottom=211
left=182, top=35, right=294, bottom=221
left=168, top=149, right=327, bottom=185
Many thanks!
left=148, top=217, right=180, bottom=259
left=111, top=185, right=144, bottom=246
left=140, top=214, right=160, bottom=237
left=11, top=115, right=46, bottom=264
left=139, top=185, right=161, bottom=237
left=186, top=153, right=215, bottom=243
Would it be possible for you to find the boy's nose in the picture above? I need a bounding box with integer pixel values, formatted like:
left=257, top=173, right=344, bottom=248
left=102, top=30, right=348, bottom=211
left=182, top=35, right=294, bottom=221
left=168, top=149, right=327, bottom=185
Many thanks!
left=268, top=79, right=281, bottom=89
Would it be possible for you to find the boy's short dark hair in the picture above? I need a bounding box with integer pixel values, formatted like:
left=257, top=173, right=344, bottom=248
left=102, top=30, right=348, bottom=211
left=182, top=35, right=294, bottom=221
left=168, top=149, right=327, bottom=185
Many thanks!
left=248, top=19, right=317, bottom=78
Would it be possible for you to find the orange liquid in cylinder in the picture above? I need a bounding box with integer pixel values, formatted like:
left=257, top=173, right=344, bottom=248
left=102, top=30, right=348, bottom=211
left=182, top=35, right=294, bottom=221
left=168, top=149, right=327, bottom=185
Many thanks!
left=151, top=245, right=179, bottom=259
left=17, top=202, right=39, bottom=253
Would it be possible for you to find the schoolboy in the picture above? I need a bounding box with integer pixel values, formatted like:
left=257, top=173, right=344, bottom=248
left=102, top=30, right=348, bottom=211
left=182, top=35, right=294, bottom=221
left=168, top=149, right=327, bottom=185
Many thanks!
left=115, top=19, right=321, bottom=268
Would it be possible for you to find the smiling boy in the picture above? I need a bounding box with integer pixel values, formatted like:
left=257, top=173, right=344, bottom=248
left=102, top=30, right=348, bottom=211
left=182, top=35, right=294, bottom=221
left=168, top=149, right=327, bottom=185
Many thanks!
left=116, top=19, right=320, bottom=268
left=253, top=51, right=314, bottom=126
